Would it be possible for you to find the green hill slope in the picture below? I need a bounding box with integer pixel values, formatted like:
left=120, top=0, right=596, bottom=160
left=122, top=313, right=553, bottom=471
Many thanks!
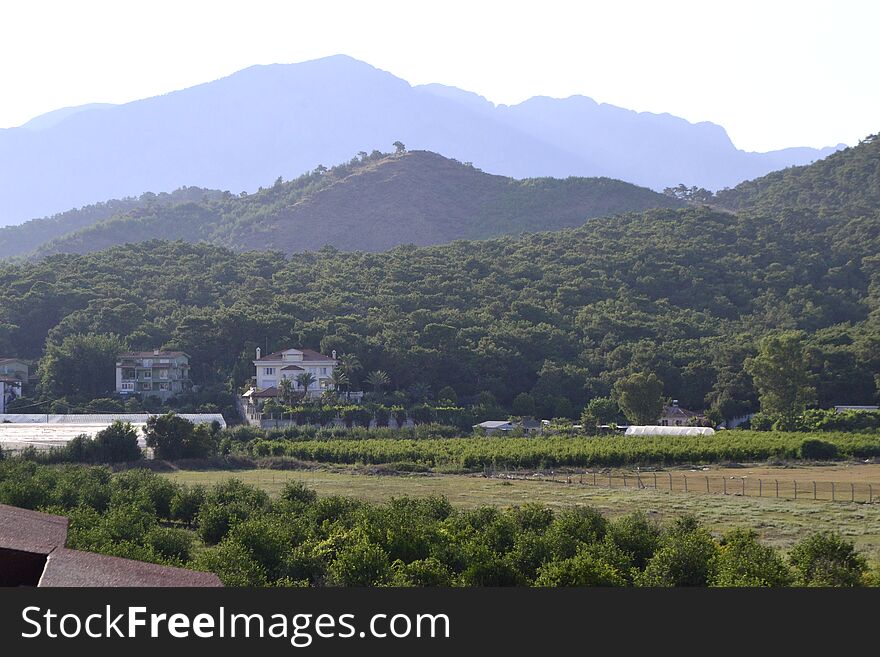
left=33, top=150, right=683, bottom=257
left=714, top=133, right=880, bottom=213
left=0, top=187, right=223, bottom=259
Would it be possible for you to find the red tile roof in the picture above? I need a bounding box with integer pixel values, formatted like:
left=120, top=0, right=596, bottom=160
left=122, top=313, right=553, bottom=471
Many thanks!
left=0, top=504, right=222, bottom=587
left=40, top=548, right=222, bottom=587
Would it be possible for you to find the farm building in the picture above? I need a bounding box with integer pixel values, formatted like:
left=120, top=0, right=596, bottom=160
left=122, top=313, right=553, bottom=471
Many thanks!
left=0, top=413, right=226, bottom=454
left=625, top=425, right=715, bottom=436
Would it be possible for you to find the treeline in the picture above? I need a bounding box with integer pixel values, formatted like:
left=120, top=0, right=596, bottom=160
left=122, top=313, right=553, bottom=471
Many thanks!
left=0, top=461, right=874, bottom=587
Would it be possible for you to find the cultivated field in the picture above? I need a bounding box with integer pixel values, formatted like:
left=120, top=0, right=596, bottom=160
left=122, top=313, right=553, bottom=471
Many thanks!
left=162, top=463, right=880, bottom=560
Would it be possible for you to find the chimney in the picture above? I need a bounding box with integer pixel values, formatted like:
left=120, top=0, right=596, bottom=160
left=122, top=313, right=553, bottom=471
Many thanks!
left=153, top=349, right=160, bottom=356
left=331, top=349, right=337, bottom=359
left=256, top=347, right=262, bottom=360
left=672, top=399, right=679, bottom=407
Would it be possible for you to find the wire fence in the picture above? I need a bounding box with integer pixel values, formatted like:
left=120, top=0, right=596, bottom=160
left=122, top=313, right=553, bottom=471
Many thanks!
left=498, top=470, right=878, bottom=504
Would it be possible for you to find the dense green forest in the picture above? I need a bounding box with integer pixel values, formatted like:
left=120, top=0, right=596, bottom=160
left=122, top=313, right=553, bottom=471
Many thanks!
left=0, top=460, right=874, bottom=587
left=1, top=203, right=878, bottom=419
left=0, top=186, right=223, bottom=259
left=714, top=133, right=880, bottom=213
left=27, top=149, right=682, bottom=257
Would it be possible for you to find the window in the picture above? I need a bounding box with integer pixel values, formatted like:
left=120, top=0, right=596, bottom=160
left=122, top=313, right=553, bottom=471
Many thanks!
left=144, top=370, right=152, bottom=379
left=321, top=367, right=327, bottom=375
left=121, top=382, right=134, bottom=391
left=160, top=383, right=169, bottom=391
left=160, top=369, right=168, bottom=379
left=265, top=367, right=275, bottom=376
left=143, top=359, right=153, bottom=368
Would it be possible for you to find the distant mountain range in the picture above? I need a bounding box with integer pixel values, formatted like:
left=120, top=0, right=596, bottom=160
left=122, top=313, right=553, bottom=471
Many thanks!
left=0, top=55, right=844, bottom=227
left=13, top=150, right=682, bottom=258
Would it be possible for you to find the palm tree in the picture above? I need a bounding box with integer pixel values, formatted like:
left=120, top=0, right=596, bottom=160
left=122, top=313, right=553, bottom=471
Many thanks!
left=278, top=377, right=294, bottom=405
left=365, top=370, right=391, bottom=394
left=329, top=369, right=349, bottom=396
left=338, top=353, right=362, bottom=398
left=296, top=372, right=317, bottom=399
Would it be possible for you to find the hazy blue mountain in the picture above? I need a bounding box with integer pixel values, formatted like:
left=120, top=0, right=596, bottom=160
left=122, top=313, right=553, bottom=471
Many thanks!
left=0, top=55, right=843, bottom=226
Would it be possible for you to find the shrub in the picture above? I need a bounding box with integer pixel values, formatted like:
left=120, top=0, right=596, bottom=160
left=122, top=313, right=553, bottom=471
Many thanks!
left=146, top=527, right=194, bottom=563
left=280, top=480, right=318, bottom=504
left=606, top=512, right=661, bottom=571
left=329, top=540, right=390, bottom=586
left=193, top=540, right=268, bottom=586
left=390, top=558, right=454, bottom=586
left=534, top=550, right=627, bottom=587
left=636, top=522, right=719, bottom=587
left=711, top=529, right=792, bottom=587
left=544, top=507, right=608, bottom=559
left=799, top=438, right=840, bottom=460
left=788, top=532, right=867, bottom=587
left=410, top=404, right=436, bottom=425
left=170, top=485, right=207, bottom=527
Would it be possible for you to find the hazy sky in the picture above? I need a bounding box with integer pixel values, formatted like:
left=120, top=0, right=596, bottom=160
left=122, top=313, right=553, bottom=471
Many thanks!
left=2, top=0, right=876, bottom=152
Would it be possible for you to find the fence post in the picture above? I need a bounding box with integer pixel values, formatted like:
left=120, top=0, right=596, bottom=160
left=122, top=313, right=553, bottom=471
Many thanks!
left=654, top=472, right=658, bottom=489
left=593, top=471, right=597, bottom=486
left=636, top=472, right=641, bottom=488
left=832, top=482, right=835, bottom=501
left=683, top=475, right=688, bottom=492
left=741, top=477, right=746, bottom=496
left=706, top=476, right=710, bottom=493
left=759, top=479, right=762, bottom=497
left=722, top=477, right=727, bottom=495
left=813, top=481, right=817, bottom=500
left=668, top=472, right=673, bottom=490
left=794, top=480, right=797, bottom=499
left=623, top=474, right=627, bottom=488
left=609, top=471, right=612, bottom=488
left=775, top=480, right=779, bottom=498
left=870, top=484, right=873, bottom=504
left=852, top=483, right=855, bottom=503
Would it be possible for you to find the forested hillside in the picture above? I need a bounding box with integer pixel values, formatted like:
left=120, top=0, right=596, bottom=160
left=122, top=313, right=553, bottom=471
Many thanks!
left=714, top=134, right=880, bottom=213
left=2, top=203, right=877, bottom=419
left=31, top=150, right=682, bottom=257
left=0, top=186, right=222, bottom=259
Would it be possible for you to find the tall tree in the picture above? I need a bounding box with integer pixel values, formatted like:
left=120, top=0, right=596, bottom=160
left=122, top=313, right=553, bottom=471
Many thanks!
left=39, top=333, right=124, bottom=399
left=365, top=370, right=391, bottom=394
left=744, top=332, right=816, bottom=420
left=295, top=372, right=317, bottom=398
left=613, top=373, right=664, bottom=425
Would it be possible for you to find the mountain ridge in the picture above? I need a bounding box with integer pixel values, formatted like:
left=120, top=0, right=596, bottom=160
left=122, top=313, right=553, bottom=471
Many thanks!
left=0, top=54, right=843, bottom=226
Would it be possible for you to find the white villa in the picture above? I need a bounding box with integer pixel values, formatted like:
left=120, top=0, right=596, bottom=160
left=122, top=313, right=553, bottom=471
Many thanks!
left=247, top=347, right=338, bottom=401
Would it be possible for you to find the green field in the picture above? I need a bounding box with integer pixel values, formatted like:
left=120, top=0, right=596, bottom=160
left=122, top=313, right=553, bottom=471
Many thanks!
left=245, top=431, right=880, bottom=469
left=162, top=468, right=880, bottom=561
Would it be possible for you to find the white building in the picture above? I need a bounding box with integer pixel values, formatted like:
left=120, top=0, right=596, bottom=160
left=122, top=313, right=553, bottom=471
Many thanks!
left=116, top=350, right=192, bottom=401
left=252, top=347, right=338, bottom=398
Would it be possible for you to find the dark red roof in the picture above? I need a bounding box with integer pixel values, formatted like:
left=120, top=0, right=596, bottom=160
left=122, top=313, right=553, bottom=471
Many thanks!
left=251, top=386, right=280, bottom=398
left=0, top=504, right=69, bottom=555
left=40, top=548, right=222, bottom=587
left=0, top=504, right=221, bottom=587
